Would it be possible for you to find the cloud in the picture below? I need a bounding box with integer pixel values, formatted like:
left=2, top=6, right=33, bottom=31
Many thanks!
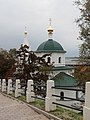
left=0, top=0, right=80, bottom=56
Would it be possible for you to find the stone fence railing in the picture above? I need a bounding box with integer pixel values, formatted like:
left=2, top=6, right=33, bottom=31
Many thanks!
left=0, top=79, right=89, bottom=120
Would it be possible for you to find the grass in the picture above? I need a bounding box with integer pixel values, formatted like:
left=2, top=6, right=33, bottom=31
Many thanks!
left=8, top=93, right=83, bottom=120
left=29, top=99, right=83, bottom=120
left=10, top=92, right=26, bottom=102
left=50, top=106, right=83, bottom=120
left=17, top=95, right=26, bottom=102
left=30, top=99, right=45, bottom=110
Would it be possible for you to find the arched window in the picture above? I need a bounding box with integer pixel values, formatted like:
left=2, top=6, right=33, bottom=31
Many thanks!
left=47, top=57, right=51, bottom=63
left=59, top=57, right=61, bottom=63
left=60, top=91, right=64, bottom=100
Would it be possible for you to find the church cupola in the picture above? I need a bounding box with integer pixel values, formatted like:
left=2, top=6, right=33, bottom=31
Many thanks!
left=23, top=26, right=31, bottom=50
left=47, top=18, right=54, bottom=39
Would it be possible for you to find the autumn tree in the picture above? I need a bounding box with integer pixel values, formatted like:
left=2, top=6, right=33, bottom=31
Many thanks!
left=74, top=0, right=90, bottom=85
left=75, top=0, right=90, bottom=63
left=0, top=49, right=16, bottom=79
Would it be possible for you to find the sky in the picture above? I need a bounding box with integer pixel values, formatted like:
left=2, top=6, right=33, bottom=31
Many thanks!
left=0, top=0, right=83, bottom=56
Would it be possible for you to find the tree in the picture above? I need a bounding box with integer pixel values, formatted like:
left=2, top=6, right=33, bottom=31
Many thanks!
left=0, top=50, right=16, bottom=79
left=9, top=48, right=17, bottom=58
left=74, top=0, right=90, bottom=85
left=15, top=44, right=53, bottom=97
left=75, top=0, right=90, bottom=64
left=74, top=65, right=90, bottom=86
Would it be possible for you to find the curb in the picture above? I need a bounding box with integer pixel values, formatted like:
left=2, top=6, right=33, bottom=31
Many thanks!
left=1, top=92, right=62, bottom=120
left=27, top=104, right=62, bottom=120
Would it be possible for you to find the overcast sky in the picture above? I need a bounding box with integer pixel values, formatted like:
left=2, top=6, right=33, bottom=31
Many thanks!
left=0, top=0, right=82, bottom=56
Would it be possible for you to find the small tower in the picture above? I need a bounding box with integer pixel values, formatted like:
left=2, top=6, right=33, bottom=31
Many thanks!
left=47, top=18, right=54, bottom=39
left=23, top=27, right=31, bottom=50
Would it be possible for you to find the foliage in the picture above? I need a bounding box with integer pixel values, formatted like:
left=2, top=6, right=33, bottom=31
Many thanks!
left=15, top=44, right=52, bottom=80
left=74, top=0, right=90, bottom=85
left=74, top=65, right=90, bottom=86
left=0, top=50, right=16, bottom=79
left=9, top=48, right=17, bottom=58
left=75, top=0, right=90, bottom=64
left=15, top=44, right=53, bottom=97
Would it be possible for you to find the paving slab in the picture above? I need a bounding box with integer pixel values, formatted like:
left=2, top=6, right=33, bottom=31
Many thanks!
left=0, top=93, right=49, bottom=120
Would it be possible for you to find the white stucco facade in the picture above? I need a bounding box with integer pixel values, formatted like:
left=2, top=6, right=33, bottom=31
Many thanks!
left=35, top=52, right=65, bottom=67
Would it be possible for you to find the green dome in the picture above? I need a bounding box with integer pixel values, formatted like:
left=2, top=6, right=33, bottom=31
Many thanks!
left=36, top=39, right=66, bottom=53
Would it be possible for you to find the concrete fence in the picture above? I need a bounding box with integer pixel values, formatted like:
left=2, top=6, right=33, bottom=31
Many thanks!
left=26, top=80, right=34, bottom=103
left=45, top=80, right=56, bottom=111
left=2, top=79, right=6, bottom=92
left=83, top=82, right=90, bottom=120
left=15, top=79, right=21, bottom=97
left=0, top=79, right=90, bottom=120
left=7, top=79, right=12, bottom=95
left=0, top=79, right=1, bottom=90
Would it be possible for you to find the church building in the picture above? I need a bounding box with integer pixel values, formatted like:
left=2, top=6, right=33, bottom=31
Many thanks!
left=22, top=20, right=77, bottom=87
left=35, top=19, right=74, bottom=79
left=21, top=21, right=82, bottom=99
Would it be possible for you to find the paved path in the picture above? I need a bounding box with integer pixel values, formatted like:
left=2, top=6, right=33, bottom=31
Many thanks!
left=0, top=93, right=49, bottom=120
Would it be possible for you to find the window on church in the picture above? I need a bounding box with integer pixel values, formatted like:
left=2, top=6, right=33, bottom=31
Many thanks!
left=47, top=57, right=51, bottom=63
left=59, top=57, right=61, bottom=63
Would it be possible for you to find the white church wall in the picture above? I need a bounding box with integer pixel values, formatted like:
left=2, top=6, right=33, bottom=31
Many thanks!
left=35, top=52, right=65, bottom=67
left=55, top=89, right=76, bottom=100
left=35, top=52, right=52, bottom=63
left=35, top=52, right=74, bottom=78
left=52, top=53, right=65, bottom=67
left=35, top=52, right=44, bottom=57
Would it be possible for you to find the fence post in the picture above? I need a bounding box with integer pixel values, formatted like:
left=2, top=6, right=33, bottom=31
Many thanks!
left=26, top=80, right=35, bottom=103
left=2, top=79, right=6, bottom=92
left=0, top=79, right=1, bottom=90
left=45, top=80, right=56, bottom=111
left=83, top=82, right=90, bottom=120
left=7, top=79, right=12, bottom=94
left=15, top=79, right=21, bottom=97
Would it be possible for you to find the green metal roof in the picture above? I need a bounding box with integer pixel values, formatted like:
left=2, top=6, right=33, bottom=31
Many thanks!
left=52, top=72, right=78, bottom=86
left=36, top=39, right=66, bottom=53
left=52, top=66, right=74, bottom=71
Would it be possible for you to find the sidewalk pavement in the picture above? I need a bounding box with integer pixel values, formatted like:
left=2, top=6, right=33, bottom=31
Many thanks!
left=0, top=93, right=49, bottom=120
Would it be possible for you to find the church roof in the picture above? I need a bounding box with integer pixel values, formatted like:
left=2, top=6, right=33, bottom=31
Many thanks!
left=36, top=39, right=66, bottom=53
left=52, top=66, right=74, bottom=71
left=52, top=72, right=78, bottom=87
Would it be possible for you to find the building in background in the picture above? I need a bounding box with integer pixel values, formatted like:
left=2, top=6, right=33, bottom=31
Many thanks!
left=35, top=19, right=74, bottom=79
left=21, top=20, right=78, bottom=87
